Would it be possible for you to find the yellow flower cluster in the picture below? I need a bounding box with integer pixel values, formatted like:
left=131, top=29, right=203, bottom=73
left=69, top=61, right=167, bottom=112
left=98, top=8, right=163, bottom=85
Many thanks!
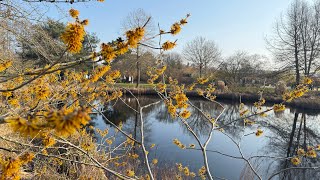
left=162, top=41, right=176, bottom=51
left=167, top=102, right=177, bottom=118
left=61, top=22, right=86, bottom=53
left=239, top=103, right=249, bottom=117
left=147, top=66, right=167, bottom=84
left=156, top=65, right=167, bottom=75
left=61, top=9, right=89, bottom=53
left=196, top=88, right=204, bottom=96
left=46, top=108, right=91, bottom=136
left=255, top=129, right=263, bottom=137
left=90, top=65, right=111, bottom=83
left=101, top=43, right=116, bottom=63
left=170, top=15, right=190, bottom=35
left=61, top=22, right=85, bottom=53
left=0, top=60, right=12, bottom=72
left=0, top=152, right=34, bottom=180
left=291, top=156, right=301, bottom=166
left=128, top=153, right=139, bottom=159
left=183, top=166, right=190, bottom=176
left=244, top=119, right=255, bottom=126
left=197, top=77, right=209, bottom=84
left=125, top=169, right=135, bottom=177
left=189, top=144, right=196, bottom=148
left=198, top=166, right=207, bottom=180
left=81, top=141, right=95, bottom=151
left=204, top=84, right=217, bottom=101
left=152, top=159, right=158, bottom=165
left=273, top=104, right=286, bottom=112
left=126, top=27, right=145, bottom=48
left=156, top=83, right=166, bottom=93
left=34, top=84, right=51, bottom=100
left=116, top=41, right=129, bottom=55
left=173, top=138, right=186, bottom=149
left=69, top=8, right=79, bottom=18
left=176, top=163, right=196, bottom=177
left=306, top=149, right=317, bottom=158
left=109, top=70, right=121, bottom=79
left=291, top=146, right=318, bottom=165
left=43, top=135, right=56, bottom=147
left=303, top=77, right=313, bottom=85
left=282, top=78, right=311, bottom=102
left=187, top=83, right=196, bottom=91
left=102, top=90, right=123, bottom=102
left=173, top=93, right=188, bottom=108
left=179, top=109, right=191, bottom=119
left=5, top=117, right=41, bottom=137
left=253, top=98, right=265, bottom=109
left=105, top=74, right=120, bottom=85
left=297, top=148, right=305, bottom=156
left=170, top=23, right=181, bottom=35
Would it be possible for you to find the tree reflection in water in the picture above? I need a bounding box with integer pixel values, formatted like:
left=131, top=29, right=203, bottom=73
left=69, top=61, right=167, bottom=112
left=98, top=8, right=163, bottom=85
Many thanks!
left=91, top=95, right=320, bottom=179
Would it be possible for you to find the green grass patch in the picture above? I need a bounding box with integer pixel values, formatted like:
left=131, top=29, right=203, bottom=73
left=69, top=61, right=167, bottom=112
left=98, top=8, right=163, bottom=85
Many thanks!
left=114, top=83, right=154, bottom=89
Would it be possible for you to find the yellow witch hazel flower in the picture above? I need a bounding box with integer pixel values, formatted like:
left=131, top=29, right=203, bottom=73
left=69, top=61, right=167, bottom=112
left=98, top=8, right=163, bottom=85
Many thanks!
left=5, top=117, right=41, bottom=137
left=170, top=23, right=181, bottom=35
left=0, top=60, right=12, bottom=72
left=303, top=77, right=312, bottom=85
left=197, top=77, right=209, bottom=84
left=101, top=43, right=116, bottom=63
left=61, top=8, right=88, bottom=53
left=0, top=152, right=35, bottom=180
left=126, top=27, right=145, bottom=48
left=61, top=22, right=85, bottom=53
left=152, top=159, right=158, bottom=165
left=306, top=149, right=317, bottom=158
left=168, top=104, right=177, bottom=118
left=69, top=8, right=79, bottom=18
left=47, top=108, right=91, bottom=137
left=291, top=156, right=301, bottom=165
left=297, top=148, right=305, bottom=156
left=180, top=109, right=191, bottom=119
left=125, top=169, right=135, bottom=177
left=273, top=104, right=286, bottom=112
left=255, top=129, right=263, bottom=137
left=162, top=41, right=176, bottom=51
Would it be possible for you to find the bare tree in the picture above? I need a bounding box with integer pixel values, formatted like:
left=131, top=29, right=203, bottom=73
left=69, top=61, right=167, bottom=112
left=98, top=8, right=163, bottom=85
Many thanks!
left=218, top=51, right=267, bottom=86
left=267, top=0, right=320, bottom=85
left=162, top=52, right=184, bottom=81
left=183, top=36, right=221, bottom=78
left=121, top=8, right=155, bottom=88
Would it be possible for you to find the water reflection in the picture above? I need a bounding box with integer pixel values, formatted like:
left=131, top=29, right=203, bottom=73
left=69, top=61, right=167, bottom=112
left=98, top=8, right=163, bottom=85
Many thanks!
left=91, top=95, right=320, bottom=179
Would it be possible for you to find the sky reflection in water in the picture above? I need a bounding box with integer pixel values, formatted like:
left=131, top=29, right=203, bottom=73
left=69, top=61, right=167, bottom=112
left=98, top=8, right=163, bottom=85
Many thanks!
left=90, top=96, right=320, bottom=180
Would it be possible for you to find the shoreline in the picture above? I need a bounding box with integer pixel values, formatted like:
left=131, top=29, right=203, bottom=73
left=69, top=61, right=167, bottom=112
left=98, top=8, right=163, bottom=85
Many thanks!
left=120, top=88, right=320, bottom=110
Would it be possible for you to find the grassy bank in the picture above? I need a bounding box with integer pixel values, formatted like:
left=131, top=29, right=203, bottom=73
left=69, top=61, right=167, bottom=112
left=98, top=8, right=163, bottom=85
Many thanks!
left=116, top=83, right=320, bottom=110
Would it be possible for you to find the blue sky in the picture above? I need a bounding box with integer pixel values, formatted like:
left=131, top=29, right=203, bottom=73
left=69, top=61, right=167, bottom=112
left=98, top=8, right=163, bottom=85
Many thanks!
left=39, top=0, right=295, bottom=57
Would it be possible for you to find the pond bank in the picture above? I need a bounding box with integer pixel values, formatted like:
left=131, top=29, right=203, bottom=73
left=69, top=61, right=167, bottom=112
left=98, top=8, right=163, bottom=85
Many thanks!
left=120, top=88, right=320, bottom=110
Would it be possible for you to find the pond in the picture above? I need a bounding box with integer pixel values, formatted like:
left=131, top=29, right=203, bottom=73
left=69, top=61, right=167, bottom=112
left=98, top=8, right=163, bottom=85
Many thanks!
left=90, top=95, right=320, bottom=180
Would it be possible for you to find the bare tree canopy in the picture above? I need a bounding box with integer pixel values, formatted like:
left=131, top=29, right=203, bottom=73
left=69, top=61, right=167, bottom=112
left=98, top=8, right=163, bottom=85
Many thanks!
left=267, top=0, right=320, bottom=84
left=121, top=8, right=156, bottom=88
left=121, top=8, right=155, bottom=45
left=218, top=51, right=268, bottom=85
left=183, top=36, right=221, bottom=77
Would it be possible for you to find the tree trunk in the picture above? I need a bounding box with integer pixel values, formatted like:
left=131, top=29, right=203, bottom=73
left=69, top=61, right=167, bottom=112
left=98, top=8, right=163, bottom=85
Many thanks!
left=294, top=27, right=300, bottom=85
left=199, top=63, right=203, bottom=78
left=287, top=113, right=299, bottom=157
left=136, top=46, right=140, bottom=88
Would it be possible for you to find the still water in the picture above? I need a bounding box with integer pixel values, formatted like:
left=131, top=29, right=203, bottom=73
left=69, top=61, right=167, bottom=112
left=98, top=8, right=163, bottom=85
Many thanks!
left=90, top=95, right=320, bottom=180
